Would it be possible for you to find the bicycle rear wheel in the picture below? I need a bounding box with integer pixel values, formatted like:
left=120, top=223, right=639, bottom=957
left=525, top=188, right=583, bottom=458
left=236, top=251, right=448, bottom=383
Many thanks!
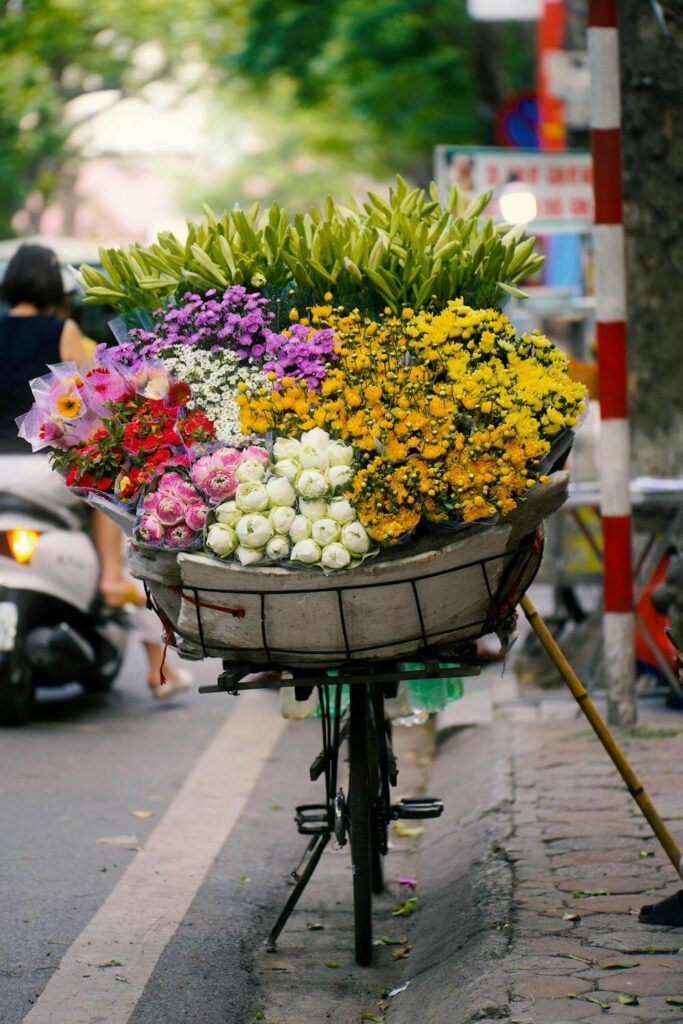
left=348, top=683, right=373, bottom=965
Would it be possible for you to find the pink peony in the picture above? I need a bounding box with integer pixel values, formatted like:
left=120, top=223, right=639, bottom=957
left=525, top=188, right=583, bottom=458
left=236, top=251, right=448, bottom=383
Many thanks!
left=142, top=491, right=160, bottom=514
left=242, top=445, right=269, bottom=465
left=185, top=502, right=209, bottom=532
left=204, top=470, right=238, bottom=502
left=157, top=471, right=185, bottom=494
left=213, top=447, right=243, bottom=468
left=189, top=455, right=214, bottom=489
left=165, top=522, right=196, bottom=548
left=156, top=494, right=186, bottom=526
left=137, top=515, right=164, bottom=544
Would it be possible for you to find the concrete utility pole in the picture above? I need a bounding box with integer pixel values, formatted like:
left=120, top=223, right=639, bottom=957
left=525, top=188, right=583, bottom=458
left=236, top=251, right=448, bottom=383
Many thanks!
left=588, top=0, right=636, bottom=724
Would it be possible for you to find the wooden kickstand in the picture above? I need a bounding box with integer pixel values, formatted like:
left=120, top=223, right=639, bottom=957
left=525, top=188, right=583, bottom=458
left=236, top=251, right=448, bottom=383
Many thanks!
left=521, top=594, right=682, bottom=878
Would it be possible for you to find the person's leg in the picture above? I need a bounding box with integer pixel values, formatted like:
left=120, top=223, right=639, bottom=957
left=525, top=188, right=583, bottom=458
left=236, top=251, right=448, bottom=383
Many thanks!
left=91, top=509, right=138, bottom=605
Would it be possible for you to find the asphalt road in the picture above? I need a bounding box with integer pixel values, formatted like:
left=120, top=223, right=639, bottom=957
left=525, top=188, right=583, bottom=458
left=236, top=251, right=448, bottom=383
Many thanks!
left=0, top=638, right=435, bottom=1024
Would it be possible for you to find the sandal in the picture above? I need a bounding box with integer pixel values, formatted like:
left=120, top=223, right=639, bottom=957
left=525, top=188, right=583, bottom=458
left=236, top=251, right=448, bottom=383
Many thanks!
left=639, top=891, right=683, bottom=926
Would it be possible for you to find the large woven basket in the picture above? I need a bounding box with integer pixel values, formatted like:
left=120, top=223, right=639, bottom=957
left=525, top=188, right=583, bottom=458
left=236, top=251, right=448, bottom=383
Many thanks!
left=130, top=471, right=568, bottom=668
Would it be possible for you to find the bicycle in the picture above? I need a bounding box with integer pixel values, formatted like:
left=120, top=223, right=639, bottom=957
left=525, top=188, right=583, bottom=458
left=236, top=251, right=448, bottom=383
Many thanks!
left=200, top=652, right=481, bottom=966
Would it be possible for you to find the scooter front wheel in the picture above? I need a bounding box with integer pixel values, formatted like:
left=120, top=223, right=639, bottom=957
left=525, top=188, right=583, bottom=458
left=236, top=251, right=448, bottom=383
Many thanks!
left=0, top=639, right=34, bottom=725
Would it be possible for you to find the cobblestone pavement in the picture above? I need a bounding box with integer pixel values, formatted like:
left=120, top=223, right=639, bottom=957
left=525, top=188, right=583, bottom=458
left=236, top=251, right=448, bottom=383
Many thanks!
left=506, top=711, right=683, bottom=1024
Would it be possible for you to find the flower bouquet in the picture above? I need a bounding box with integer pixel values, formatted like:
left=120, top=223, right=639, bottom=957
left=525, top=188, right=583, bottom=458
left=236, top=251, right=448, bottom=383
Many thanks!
left=18, top=178, right=585, bottom=665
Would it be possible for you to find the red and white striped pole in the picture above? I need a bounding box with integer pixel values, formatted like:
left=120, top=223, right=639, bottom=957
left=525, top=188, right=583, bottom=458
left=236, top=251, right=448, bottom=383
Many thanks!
left=588, top=0, right=636, bottom=725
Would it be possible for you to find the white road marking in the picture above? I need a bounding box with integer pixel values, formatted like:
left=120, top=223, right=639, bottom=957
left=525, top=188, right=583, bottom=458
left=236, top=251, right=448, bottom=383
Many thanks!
left=22, top=692, right=287, bottom=1024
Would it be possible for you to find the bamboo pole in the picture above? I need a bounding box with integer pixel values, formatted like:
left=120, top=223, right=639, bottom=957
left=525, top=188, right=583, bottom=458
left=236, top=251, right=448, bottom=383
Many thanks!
left=521, top=594, right=682, bottom=877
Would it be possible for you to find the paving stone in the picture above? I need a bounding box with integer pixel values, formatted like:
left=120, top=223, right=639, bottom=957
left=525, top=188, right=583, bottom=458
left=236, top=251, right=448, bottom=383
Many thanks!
left=514, top=975, right=594, bottom=999
left=555, top=876, right=662, bottom=895
left=583, top=930, right=683, bottom=953
left=549, top=849, right=648, bottom=868
left=567, top=895, right=647, bottom=914
left=510, top=996, right=594, bottom=1021
left=597, top=969, right=683, bottom=996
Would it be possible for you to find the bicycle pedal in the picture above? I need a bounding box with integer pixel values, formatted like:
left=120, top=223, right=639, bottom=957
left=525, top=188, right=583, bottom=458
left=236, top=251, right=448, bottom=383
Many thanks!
left=392, top=797, right=444, bottom=820
left=295, top=803, right=330, bottom=835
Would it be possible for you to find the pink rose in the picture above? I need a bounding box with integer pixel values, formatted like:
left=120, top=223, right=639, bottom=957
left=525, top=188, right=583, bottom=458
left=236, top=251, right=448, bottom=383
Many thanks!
left=137, top=514, right=164, bottom=544
left=185, top=502, right=209, bottom=532
left=204, top=469, right=238, bottom=502
left=156, top=494, right=186, bottom=526
left=242, top=445, right=269, bottom=465
left=166, top=522, right=196, bottom=548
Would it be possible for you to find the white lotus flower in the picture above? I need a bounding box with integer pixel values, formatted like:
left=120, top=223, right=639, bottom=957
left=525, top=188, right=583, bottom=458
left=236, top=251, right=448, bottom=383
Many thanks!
left=235, top=481, right=269, bottom=512
left=297, top=469, right=328, bottom=499
left=266, top=535, right=290, bottom=560
left=328, top=497, right=356, bottom=525
left=301, top=427, right=330, bottom=449
left=300, top=445, right=329, bottom=472
left=311, top=517, right=341, bottom=546
left=341, top=521, right=371, bottom=556
left=328, top=464, right=353, bottom=491
left=236, top=512, right=273, bottom=549
left=236, top=458, right=266, bottom=483
left=320, top=542, right=352, bottom=571
left=266, top=476, right=296, bottom=507
left=298, top=498, right=328, bottom=521
left=273, top=436, right=301, bottom=461
left=289, top=515, right=312, bottom=543
left=214, top=500, right=242, bottom=526
left=236, top=545, right=264, bottom=566
left=291, top=538, right=321, bottom=565
left=269, top=506, right=296, bottom=535
left=327, top=442, right=354, bottom=467
left=206, top=523, right=237, bottom=557
left=273, top=458, right=300, bottom=483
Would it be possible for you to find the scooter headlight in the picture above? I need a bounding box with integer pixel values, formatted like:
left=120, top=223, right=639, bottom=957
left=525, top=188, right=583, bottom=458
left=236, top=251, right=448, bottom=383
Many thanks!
left=7, top=528, right=40, bottom=564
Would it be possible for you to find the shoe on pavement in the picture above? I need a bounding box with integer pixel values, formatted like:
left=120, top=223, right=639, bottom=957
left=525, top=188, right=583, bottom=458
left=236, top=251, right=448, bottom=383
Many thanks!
left=151, top=668, right=193, bottom=700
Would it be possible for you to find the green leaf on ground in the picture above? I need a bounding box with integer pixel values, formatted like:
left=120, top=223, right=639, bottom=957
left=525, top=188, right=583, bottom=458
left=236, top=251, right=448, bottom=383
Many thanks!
left=666, top=998, right=683, bottom=1006
left=392, top=896, right=418, bottom=917
left=269, top=804, right=283, bottom=811
left=562, top=912, right=581, bottom=922
left=359, top=1014, right=385, bottom=1022
left=617, top=994, right=639, bottom=1005
left=240, top=875, right=251, bottom=883
left=373, top=935, right=405, bottom=946
left=254, top=1014, right=266, bottom=1021
left=306, top=922, right=324, bottom=931
left=391, top=946, right=411, bottom=961
left=601, top=962, right=639, bottom=970
left=572, top=888, right=610, bottom=898
left=585, top=996, right=611, bottom=1010
left=325, top=961, right=340, bottom=969
left=98, top=959, right=123, bottom=968
left=639, top=849, right=655, bottom=858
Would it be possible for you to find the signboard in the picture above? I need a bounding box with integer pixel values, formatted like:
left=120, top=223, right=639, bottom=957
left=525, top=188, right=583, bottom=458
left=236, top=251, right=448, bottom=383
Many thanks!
left=434, top=146, right=593, bottom=232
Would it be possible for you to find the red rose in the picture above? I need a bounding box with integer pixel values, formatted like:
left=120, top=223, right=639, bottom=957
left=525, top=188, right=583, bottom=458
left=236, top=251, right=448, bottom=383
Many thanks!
left=95, top=476, right=113, bottom=492
left=168, top=381, right=192, bottom=407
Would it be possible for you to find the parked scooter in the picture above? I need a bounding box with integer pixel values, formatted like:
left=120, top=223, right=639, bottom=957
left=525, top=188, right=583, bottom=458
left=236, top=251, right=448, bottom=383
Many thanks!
left=0, top=456, right=128, bottom=724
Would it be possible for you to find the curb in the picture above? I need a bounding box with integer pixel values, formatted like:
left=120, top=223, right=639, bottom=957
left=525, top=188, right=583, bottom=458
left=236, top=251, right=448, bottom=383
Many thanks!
left=391, top=723, right=514, bottom=1024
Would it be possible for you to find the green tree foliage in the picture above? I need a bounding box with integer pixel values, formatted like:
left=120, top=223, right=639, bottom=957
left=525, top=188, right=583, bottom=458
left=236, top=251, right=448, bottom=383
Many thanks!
left=232, top=0, right=534, bottom=182
left=0, top=0, right=231, bottom=235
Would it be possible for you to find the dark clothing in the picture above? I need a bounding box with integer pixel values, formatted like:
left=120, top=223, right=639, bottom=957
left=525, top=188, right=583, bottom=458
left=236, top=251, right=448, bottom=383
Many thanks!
left=0, top=315, right=63, bottom=453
